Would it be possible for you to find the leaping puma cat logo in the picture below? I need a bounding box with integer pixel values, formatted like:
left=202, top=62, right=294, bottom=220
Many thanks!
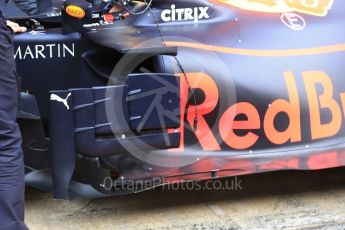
left=50, top=93, right=72, bottom=110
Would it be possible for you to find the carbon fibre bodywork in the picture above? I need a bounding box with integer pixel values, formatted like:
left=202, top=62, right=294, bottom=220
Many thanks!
left=12, top=0, right=345, bottom=199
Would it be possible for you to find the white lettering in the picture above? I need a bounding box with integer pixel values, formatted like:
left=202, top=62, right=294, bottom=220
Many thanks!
left=23, top=46, right=34, bottom=59
left=14, top=46, right=22, bottom=60
left=46, top=44, right=56, bottom=58
left=14, top=43, right=76, bottom=60
left=63, top=44, right=75, bottom=57
left=161, top=5, right=210, bottom=23
left=35, top=45, right=46, bottom=59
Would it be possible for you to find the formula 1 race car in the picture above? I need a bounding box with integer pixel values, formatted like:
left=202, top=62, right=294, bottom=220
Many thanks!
left=10, top=0, right=345, bottom=199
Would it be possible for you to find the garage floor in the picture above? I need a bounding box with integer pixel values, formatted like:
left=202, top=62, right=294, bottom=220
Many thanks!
left=25, top=167, right=345, bottom=230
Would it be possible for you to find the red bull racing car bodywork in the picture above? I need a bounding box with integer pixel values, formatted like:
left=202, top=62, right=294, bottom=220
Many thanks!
left=11, top=0, right=345, bottom=199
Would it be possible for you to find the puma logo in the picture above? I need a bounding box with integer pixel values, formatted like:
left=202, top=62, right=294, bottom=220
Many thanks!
left=50, top=93, right=72, bottom=110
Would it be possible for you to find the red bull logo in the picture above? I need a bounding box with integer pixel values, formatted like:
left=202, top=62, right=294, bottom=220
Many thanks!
left=175, top=70, right=345, bottom=151
left=217, top=0, right=334, bottom=16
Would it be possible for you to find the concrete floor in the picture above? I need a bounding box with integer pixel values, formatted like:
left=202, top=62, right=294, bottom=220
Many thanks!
left=25, top=167, right=345, bottom=230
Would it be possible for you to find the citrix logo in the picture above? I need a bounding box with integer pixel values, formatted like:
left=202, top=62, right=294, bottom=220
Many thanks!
left=161, top=4, right=210, bottom=23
